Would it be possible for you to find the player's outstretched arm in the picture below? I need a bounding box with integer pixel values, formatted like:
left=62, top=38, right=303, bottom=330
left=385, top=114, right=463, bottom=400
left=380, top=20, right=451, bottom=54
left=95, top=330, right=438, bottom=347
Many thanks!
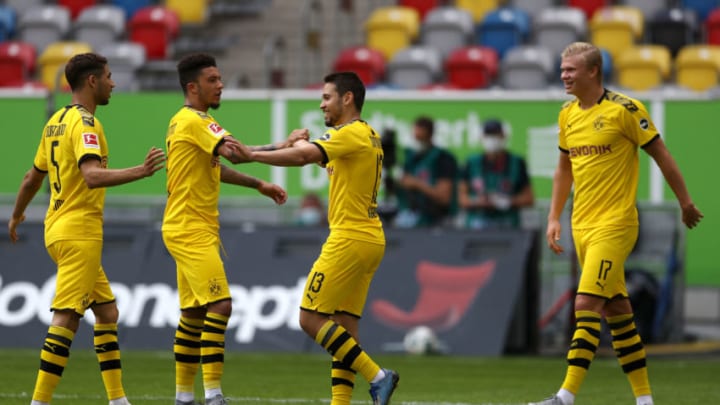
left=219, top=165, right=287, bottom=205
left=239, top=139, right=324, bottom=167
left=8, top=167, right=46, bottom=243
left=643, top=137, right=703, bottom=228
left=248, top=128, right=310, bottom=152
left=80, top=146, right=165, bottom=189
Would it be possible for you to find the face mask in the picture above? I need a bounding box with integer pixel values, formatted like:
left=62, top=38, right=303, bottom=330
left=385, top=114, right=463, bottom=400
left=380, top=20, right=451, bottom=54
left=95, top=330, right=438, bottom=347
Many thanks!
left=298, top=207, right=322, bottom=226
left=481, top=136, right=506, bottom=153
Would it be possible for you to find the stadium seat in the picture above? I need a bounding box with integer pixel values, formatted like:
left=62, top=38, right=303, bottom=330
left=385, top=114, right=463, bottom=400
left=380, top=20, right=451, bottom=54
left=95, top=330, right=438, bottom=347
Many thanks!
left=589, top=5, right=644, bottom=61
left=129, top=6, right=180, bottom=60
left=136, top=59, right=178, bottom=90
left=0, top=6, right=17, bottom=42
left=444, top=45, right=498, bottom=89
left=18, top=5, right=72, bottom=55
left=675, top=44, right=720, bottom=91
left=4, top=0, right=45, bottom=17
left=615, top=45, right=671, bottom=91
left=707, top=8, right=720, bottom=45
left=386, top=45, right=442, bottom=89
left=38, top=41, right=92, bottom=90
left=600, top=47, right=614, bottom=83
left=510, top=0, right=556, bottom=20
left=455, top=0, right=498, bottom=23
left=332, top=45, right=386, bottom=86
left=534, top=7, right=588, bottom=58
left=165, top=0, right=209, bottom=25
left=399, top=0, right=441, bottom=21
left=208, top=0, right=273, bottom=17
left=617, top=0, right=670, bottom=18
left=111, top=0, right=154, bottom=20
left=476, top=7, right=531, bottom=58
left=568, top=0, right=610, bottom=20
left=0, top=41, right=36, bottom=87
left=58, top=0, right=97, bottom=20
left=420, top=6, right=474, bottom=59
left=74, top=5, right=126, bottom=51
left=647, top=8, right=698, bottom=57
left=364, top=6, right=420, bottom=61
left=680, top=0, right=720, bottom=21
left=501, top=45, right=555, bottom=89
left=98, top=41, right=146, bottom=91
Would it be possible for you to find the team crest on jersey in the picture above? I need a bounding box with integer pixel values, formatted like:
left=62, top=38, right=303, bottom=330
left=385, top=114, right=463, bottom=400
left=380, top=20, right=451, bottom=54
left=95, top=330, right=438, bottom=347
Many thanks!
left=83, top=133, right=100, bottom=149
left=639, top=118, right=649, bottom=130
left=208, top=278, right=222, bottom=296
left=208, top=122, right=226, bottom=136
left=593, top=115, right=604, bottom=131
left=320, top=132, right=331, bottom=141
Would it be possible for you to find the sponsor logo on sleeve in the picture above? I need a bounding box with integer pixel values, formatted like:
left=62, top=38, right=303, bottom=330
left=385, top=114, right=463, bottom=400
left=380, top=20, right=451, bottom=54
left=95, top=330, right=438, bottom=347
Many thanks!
left=208, top=122, right=226, bottom=136
left=83, top=133, right=100, bottom=149
left=320, top=132, right=331, bottom=141
left=639, top=118, right=649, bottom=130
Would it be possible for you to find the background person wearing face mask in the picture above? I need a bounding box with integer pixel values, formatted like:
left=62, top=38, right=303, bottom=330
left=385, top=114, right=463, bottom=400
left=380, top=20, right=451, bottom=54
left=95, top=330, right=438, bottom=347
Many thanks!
left=294, top=192, right=327, bottom=227
left=458, top=119, right=534, bottom=229
left=394, top=115, right=459, bottom=228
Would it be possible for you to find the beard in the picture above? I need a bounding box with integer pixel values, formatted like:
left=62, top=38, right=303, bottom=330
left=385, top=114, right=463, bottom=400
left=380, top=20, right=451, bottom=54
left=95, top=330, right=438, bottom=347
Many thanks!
left=210, top=102, right=220, bottom=110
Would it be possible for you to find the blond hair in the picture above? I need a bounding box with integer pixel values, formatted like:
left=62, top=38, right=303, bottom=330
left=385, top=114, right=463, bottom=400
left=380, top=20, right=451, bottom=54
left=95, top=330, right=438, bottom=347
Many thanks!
left=561, top=42, right=603, bottom=82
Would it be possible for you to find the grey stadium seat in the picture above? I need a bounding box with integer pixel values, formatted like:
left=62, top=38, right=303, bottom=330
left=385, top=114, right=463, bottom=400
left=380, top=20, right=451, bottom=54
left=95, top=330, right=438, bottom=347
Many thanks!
left=534, top=7, right=588, bottom=58
left=501, top=45, right=555, bottom=89
left=421, top=6, right=474, bottom=60
left=74, top=5, right=127, bottom=51
left=18, top=5, right=71, bottom=55
left=386, top=45, right=443, bottom=89
left=98, top=42, right=146, bottom=92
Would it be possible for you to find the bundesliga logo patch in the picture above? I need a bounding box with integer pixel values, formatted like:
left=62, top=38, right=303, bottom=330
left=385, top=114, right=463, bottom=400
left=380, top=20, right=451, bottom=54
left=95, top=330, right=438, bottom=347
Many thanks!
left=208, top=122, right=226, bottom=136
left=82, top=133, right=100, bottom=149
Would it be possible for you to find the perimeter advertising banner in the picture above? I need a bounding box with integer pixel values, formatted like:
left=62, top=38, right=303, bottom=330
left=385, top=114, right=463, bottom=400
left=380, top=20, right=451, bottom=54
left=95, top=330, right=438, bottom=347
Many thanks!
left=0, top=223, right=538, bottom=355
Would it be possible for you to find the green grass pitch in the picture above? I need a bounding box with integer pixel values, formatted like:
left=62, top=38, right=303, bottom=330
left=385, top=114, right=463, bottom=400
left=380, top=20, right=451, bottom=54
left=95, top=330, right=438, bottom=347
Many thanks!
left=0, top=349, right=718, bottom=404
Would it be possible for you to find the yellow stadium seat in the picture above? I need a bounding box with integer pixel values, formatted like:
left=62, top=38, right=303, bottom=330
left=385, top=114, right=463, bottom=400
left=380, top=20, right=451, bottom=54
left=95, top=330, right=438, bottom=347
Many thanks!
left=616, top=45, right=671, bottom=91
left=676, top=45, right=720, bottom=92
left=590, top=5, right=644, bottom=61
left=38, top=41, right=93, bottom=91
left=455, top=0, right=499, bottom=23
left=365, top=6, right=420, bottom=61
left=165, top=0, right=208, bottom=25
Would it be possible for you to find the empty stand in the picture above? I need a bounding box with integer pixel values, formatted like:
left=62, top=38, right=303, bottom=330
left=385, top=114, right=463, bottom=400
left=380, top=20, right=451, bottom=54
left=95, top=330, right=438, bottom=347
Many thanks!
left=675, top=44, right=720, bottom=91
left=18, top=5, right=72, bottom=55
left=111, top=0, right=154, bottom=20
left=98, top=41, right=146, bottom=91
left=0, top=41, right=36, bottom=86
left=129, top=6, right=180, bottom=60
left=332, top=45, right=386, bottom=86
left=364, top=6, right=420, bottom=61
left=590, top=5, right=644, bottom=61
left=4, top=0, right=45, bottom=18
left=136, top=59, right=178, bottom=90
left=534, top=7, right=588, bottom=58
left=58, top=0, right=97, bottom=20
left=74, top=5, right=126, bottom=51
left=399, top=0, right=441, bottom=21
left=476, top=7, right=531, bottom=58
left=456, top=0, right=499, bottom=23
left=568, top=0, right=610, bottom=20
left=38, top=41, right=92, bottom=90
left=165, top=0, right=209, bottom=25
left=386, top=45, right=442, bottom=89
left=647, top=8, right=699, bottom=57
left=208, top=0, right=273, bottom=17
left=0, top=5, right=17, bottom=42
left=511, top=0, right=556, bottom=20
left=445, top=45, right=498, bottom=89
left=618, top=0, right=670, bottom=18
left=501, top=45, right=554, bottom=89
left=615, top=45, right=671, bottom=91
left=680, top=0, right=720, bottom=21
left=707, top=7, right=720, bottom=45
left=421, top=6, right=474, bottom=59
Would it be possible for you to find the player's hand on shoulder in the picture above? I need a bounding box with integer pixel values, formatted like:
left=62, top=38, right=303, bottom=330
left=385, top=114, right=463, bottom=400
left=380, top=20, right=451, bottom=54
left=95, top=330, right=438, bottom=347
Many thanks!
left=143, top=147, right=166, bottom=177
left=257, top=181, right=288, bottom=205
left=681, top=202, right=703, bottom=229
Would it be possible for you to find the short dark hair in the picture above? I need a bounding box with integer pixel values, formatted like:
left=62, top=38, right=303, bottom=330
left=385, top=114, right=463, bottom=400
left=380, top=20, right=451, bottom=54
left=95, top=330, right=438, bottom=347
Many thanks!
left=177, top=53, right=217, bottom=94
left=414, top=116, right=434, bottom=136
left=324, top=72, right=365, bottom=112
left=65, top=53, right=107, bottom=91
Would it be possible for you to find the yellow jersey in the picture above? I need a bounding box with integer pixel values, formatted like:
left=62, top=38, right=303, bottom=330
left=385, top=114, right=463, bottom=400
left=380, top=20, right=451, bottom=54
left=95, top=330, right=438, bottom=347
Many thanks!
left=558, top=90, right=659, bottom=229
left=162, top=106, right=229, bottom=234
left=313, top=119, right=385, bottom=244
left=33, top=104, right=108, bottom=245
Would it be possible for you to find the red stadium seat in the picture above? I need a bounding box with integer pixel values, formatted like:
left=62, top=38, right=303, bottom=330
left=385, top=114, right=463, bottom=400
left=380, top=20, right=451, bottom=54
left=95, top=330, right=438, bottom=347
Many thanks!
left=568, top=0, right=610, bottom=19
left=58, top=0, right=97, bottom=19
left=332, top=45, right=386, bottom=86
left=0, top=41, right=36, bottom=87
left=444, top=45, right=498, bottom=89
left=399, top=0, right=440, bottom=21
left=129, top=6, right=180, bottom=60
left=707, top=7, right=720, bottom=45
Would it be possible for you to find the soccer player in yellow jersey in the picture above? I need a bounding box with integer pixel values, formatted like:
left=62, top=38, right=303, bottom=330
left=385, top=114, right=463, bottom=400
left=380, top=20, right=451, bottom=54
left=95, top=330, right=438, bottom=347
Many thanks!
left=7, top=53, right=166, bottom=405
left=163, top=53, right=293, bottom=405
left=233, top=72, right=399, bottom=405
left=530, top=43, right=704, bottom=405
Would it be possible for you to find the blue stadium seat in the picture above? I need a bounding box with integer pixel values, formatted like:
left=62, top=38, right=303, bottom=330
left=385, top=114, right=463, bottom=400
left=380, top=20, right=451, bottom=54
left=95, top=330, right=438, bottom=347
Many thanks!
left=679, top=0, right=720, bottom=21
left=475, top=7, right=531, bottom=58
left=0, top=5, right=17, bottom=42
left=111, top=0, right=154, bottom=20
